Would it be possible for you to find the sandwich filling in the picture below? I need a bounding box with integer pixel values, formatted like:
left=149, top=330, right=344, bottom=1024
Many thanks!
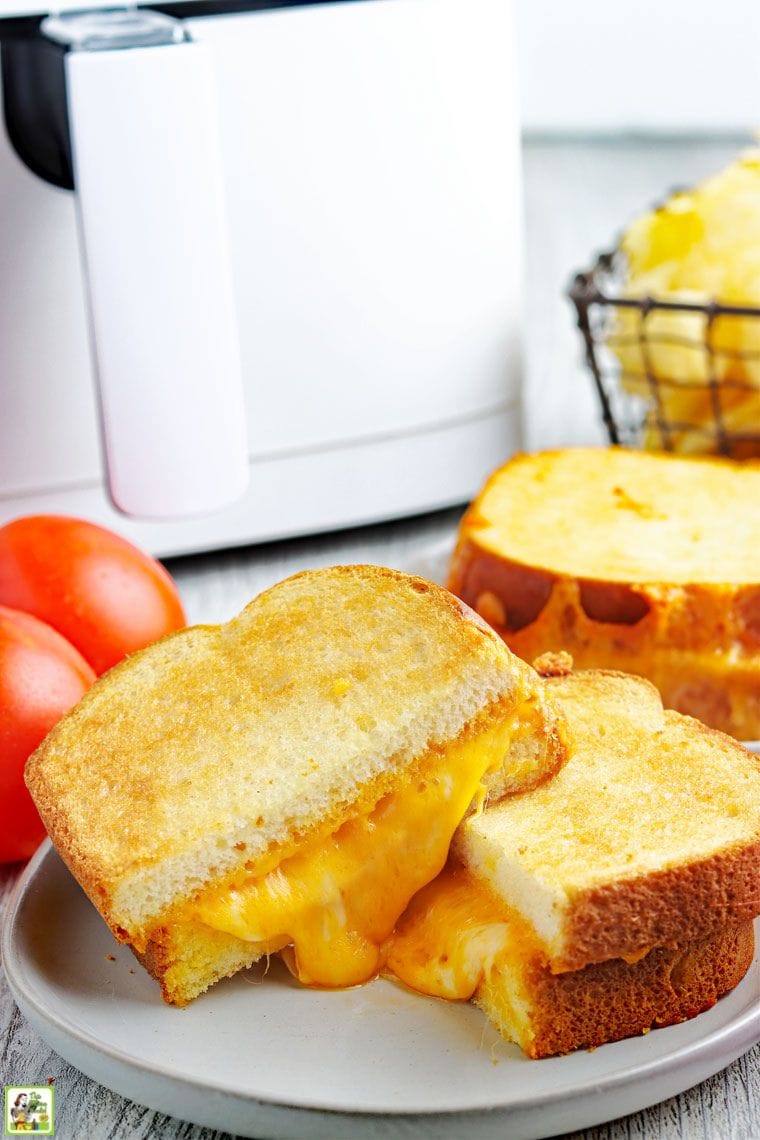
left=385, top=864, right=757, bottom=1059
left=188, top=705, right=541, bottom=988
left=383, top=863, right=541, bottom=1000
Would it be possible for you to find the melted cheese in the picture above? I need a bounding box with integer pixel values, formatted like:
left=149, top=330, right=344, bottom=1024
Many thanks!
left=383, top=864, right=542, bottom=999
left=621, top=946, right=652, bottom=965
left=192, top=716, right=518, bottom=988
left=384, top=866, right=657, bottom=1002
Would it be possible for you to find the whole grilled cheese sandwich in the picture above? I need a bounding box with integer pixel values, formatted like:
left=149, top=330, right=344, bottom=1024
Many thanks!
left=26, top=565, right=566, bottom=1005
left=449, top=448, right=760, bottom=739
left=385, top=663, right=760, bottom=1057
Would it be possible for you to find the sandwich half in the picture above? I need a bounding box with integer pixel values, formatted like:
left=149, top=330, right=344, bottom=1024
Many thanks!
left=385, top=662, right=760, bottom=1057
left=26, top=565, right=566, bottom=1005
left=448, top=447, right=760, bottom=739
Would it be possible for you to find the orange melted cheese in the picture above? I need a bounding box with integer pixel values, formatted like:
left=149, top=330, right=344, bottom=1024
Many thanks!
left=384, top=864, right=543, bottom=1000
left=192, top=717, right=518, bottom=988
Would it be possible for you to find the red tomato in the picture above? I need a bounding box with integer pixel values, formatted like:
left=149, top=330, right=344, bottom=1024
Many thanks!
left=0, top=516, right=186, bottom=675
left=0, top=605, right=95, bottom=862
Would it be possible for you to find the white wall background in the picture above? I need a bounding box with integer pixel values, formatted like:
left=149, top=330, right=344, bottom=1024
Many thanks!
left=517, top=0, right=760, bottom=134
left=0, top=0, right=758, bottom=134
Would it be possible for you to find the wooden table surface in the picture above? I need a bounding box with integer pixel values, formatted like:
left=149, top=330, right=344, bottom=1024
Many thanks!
left=2, top=137, right=758, bottom=1139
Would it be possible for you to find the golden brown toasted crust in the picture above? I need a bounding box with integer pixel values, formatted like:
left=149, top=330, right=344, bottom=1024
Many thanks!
left=481, top=692, right=570, bottom=803
left=546, top=674, right=760, bottom=969
left=479, top=923, right=755, bottom=1059
left=558, top=839, right=760, bottom=972
left=28, top=564, right=553, bottom=942
left=540, top=674, right=760, bottom=970
left=449, top=449, right=760, bottom=738
left=134, top=921, right=265, bottom=1007
left=456, top=668, right=760, bottom=973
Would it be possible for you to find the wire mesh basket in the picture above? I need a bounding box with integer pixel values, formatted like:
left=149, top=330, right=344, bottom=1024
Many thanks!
left=569, top=249, right=760, bottom=459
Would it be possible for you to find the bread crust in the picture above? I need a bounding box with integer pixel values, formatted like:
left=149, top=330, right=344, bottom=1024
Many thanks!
left=134, top=921, right=266, bottom=1006
left=479, top=923, right=755, bottom=1058
left=558, top=840, right=760, bottom=972
left=450, top=527, right=760, bottom=739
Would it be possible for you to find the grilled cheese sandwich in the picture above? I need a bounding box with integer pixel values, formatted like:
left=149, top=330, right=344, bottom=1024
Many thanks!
left=384, top=664, right=760, bottom=1056
left=188, top=713, right=520, bottom=987
left=449, top=448, right=760, bottom=738
left=26, top=565, right=567, bottom=1004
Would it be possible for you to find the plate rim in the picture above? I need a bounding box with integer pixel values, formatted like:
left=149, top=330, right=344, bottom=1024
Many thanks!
left=3, top=841, right=759, bottom=1125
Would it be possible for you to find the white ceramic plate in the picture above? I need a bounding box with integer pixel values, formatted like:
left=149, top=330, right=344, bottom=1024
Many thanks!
left=3, top=843, right=759, bottom=1140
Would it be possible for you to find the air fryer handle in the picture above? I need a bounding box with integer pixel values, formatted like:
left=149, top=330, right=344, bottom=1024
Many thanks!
left=51, top=13, right=248, bottom=519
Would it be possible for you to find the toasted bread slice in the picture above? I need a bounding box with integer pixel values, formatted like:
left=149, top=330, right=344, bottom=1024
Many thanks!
left=26, top=565, right=566, bottom=1004
left=449, top=448, right=760, bottom=738
left=384, top=865, right=754, bottom=1058
left=455, top=668, right=760, bottom=971
left=478, top=921, right=755, bottom=1059
left=384, top=666, right=759, bottom=1056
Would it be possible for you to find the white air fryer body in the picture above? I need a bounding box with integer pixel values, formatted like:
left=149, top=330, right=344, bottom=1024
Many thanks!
left=0, top=0, right=522, bottom=557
